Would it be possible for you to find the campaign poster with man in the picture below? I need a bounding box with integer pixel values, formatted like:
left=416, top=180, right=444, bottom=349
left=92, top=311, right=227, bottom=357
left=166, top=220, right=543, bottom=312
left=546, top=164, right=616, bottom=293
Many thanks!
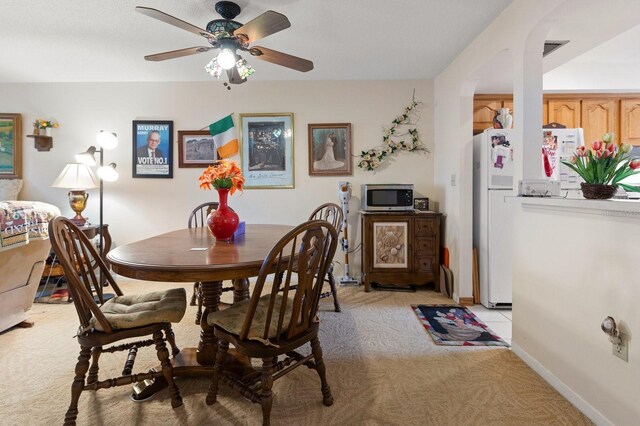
left=132, top=120, right=173, bottom=178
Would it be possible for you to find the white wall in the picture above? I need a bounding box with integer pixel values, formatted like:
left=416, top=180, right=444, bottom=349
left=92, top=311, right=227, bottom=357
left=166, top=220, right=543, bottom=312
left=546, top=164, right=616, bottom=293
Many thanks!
left=0, top=80, right=434, bottom=275
left=434, top=0, right=640, bottom=423
left=512, top=203, right=640, bottom=424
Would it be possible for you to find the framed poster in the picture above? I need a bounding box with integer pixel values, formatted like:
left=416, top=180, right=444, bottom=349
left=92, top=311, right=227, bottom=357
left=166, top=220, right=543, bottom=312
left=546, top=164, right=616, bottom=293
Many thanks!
left=372, top=222, right=408, bottom=268
left=177, top=130, right=217, bottom=168
left=132, top=120, right=173, bottom=178
left=240, top=113, right=294, bottom=188
left=0, top=113, right=22, bottom=179
left=308, top=123, right=352, bottom=176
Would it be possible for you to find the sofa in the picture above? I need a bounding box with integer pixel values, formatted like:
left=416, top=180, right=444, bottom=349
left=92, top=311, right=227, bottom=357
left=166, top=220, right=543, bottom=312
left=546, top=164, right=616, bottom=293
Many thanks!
left=0, top=179, right=60, bottom=332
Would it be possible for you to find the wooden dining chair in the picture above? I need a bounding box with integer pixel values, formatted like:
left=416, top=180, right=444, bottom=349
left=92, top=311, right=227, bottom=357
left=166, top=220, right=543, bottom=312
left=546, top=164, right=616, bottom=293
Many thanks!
left=205, top=219, right=338, bottom=426
left=307, top=203, right=343, bottom=312
left=187, top=201, right=237, bottom=324
left=49, top=216, right=187, bottom=425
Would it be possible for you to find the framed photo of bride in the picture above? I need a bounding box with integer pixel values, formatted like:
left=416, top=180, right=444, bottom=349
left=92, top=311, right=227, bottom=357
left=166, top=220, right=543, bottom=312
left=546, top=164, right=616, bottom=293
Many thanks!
left=308, top=123, right=352, bottom=176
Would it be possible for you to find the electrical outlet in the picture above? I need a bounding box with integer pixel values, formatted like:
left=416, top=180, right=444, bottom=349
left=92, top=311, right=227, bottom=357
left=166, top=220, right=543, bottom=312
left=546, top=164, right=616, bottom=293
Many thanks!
left=612, top=333, right=628, bottom=362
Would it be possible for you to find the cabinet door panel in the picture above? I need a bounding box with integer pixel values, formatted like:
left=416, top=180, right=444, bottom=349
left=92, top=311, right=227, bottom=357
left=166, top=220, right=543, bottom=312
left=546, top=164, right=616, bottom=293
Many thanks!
left=582, top=99, right=617, bottom=148
left=473, top=100, right=502, bottom=134
left=621, top=99, right=640, bottom=146
left=548, top=100, right=581, bottom=128
left=415, top=256, right=436, bottom=273
left=415, top=219, right=436, bottom=236
left=415, top=237, right=436, bottom=254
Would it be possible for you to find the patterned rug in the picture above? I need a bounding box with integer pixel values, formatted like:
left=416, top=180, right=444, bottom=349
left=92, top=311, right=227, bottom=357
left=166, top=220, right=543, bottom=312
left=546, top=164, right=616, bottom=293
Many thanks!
left=412, top=304, right=510, bottom=347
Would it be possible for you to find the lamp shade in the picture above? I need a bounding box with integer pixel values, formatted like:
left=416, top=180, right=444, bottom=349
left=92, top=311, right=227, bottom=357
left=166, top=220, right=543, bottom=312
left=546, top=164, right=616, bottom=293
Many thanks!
left=96, top=131, right=118, bottom=150
left=75, top=146, right=98, bottom=166
left=51, top=163, right=99, bottom=189
left=97, top=163, right=119, bottom=182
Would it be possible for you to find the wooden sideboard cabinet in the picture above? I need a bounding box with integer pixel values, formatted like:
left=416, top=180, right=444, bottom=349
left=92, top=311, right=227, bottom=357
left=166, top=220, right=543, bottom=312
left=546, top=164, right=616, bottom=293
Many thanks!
left=360, top=211, right=441, bottom=292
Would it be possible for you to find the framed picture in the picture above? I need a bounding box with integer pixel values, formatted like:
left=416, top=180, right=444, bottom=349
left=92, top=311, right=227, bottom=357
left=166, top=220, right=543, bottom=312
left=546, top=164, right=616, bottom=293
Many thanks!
left=373, top=222, right=408, bottom=268
left=414, top=197, right=429, bottom=211
left=0, top=113, right=22, bottom=179
left=308, top=123, right=352, bottom=176
left=177, top=130, right=217, bottom=168
left=240, top=113, right=294, bottom=188
left=132, top=120, right=173, bottom=178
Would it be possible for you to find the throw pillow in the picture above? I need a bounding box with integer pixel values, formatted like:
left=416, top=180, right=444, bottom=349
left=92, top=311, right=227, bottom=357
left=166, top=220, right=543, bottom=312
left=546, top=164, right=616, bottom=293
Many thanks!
left=0, top=179, right=23, bottom=200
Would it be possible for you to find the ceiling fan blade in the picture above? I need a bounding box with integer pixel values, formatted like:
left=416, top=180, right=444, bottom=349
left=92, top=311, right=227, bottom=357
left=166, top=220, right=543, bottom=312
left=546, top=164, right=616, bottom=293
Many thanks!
left=226, top=67, right=247, bottom=85
left=233, top=11, right=290, bottom=44
left=249, top=46, right=313, bottom=72
left=144, top=46, right=215, bottom=62
left=135, top=6, right=217, bottom=42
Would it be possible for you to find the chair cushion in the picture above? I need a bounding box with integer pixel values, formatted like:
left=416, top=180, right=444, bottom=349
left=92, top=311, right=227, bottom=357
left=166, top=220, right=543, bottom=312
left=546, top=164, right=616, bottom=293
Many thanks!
left=207, top=293, right=294, bottom=346
left=91, top=288, right=187, bottom=331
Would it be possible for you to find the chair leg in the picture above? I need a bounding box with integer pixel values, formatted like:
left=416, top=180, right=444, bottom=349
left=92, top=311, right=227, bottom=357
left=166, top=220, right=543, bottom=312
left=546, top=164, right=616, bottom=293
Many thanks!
left=327, top=271, right=341, bottom=312
left=190, top=282, right=199, bottom=306
left=153, top=330, right=183, bottom=408
left=86, top=346, right=102, bottom=384
left=260, top=357, right=276, bottom=426
left=164, top=325, right=180, bottom=356
left=206, top=340, right=229, bottom=405
left=64, top=346, right=91, bottom=426
left=310, top=337, right=333, bottom=406
left=195, top=284, right=204, bottom=325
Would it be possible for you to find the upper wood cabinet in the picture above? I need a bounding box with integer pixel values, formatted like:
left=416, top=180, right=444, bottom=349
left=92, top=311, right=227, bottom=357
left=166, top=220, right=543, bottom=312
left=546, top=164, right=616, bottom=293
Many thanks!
left=473, top=94, right=640, bottom=146
left=548, top=100, right=581, bottom=128
left=473, top=99, right=503, bottom=134
left=620, top=99, right=640, bottom=146
left=581, top=99, right=617, bottom=148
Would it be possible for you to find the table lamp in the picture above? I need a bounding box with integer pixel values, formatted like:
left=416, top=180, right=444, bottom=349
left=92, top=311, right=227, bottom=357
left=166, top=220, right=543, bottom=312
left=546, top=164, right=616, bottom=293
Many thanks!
left=52, top=163, right=99, bottom=226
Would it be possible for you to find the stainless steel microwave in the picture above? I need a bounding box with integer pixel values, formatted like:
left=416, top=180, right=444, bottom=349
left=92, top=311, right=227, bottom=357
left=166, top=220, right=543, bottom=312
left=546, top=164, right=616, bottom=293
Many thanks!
left=361, top=184, right=414, bottom=211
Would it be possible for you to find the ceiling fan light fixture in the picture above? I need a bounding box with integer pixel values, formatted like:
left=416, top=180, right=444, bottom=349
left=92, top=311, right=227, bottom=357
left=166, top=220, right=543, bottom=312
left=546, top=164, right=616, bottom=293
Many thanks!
left=236, top=57, right=255, bottom=79
left=205, top=57, right=223, bottom=78
left=217, top=48, right=236, bottom=70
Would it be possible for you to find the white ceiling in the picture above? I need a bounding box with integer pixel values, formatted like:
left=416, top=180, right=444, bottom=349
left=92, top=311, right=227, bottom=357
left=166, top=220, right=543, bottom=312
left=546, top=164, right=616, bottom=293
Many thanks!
left=473, top=1, right=640, bottom=93
left=0, top=0, right=514, bottom=83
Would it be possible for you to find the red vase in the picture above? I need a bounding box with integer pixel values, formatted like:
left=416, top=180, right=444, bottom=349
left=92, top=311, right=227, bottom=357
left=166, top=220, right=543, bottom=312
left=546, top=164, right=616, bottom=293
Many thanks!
left=207, top=188, right=240, bottom=241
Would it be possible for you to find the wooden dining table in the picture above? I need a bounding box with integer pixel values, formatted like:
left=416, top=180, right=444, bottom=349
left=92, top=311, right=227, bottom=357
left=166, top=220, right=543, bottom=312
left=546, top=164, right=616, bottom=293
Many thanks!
left=107, top=224, right=293, bottom=398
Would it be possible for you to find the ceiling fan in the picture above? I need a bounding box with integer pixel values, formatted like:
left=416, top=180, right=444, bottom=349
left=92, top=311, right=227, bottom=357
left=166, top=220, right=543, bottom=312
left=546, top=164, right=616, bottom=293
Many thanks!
left=136, top=1, right=313, bottom=86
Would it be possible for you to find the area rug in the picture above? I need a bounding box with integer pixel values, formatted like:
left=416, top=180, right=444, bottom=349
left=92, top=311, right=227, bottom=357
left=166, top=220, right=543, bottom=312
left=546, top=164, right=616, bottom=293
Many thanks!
left=412, top=304, right=510, bottom=347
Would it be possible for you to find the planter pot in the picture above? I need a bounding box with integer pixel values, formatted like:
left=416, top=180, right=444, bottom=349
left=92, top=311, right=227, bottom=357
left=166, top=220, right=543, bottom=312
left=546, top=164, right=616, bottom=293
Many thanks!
left=207, top=188, right=239, bottom=241
left=580, top=183, right=617, bottom=200
left=44, top=127, right=52, bottom=137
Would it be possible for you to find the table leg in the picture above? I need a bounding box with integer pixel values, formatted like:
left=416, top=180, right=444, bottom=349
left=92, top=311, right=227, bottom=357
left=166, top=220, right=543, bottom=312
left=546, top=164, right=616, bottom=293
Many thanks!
left=232, top=278, right=250, bottom=303
left=197, top=280, right=222, bottom=366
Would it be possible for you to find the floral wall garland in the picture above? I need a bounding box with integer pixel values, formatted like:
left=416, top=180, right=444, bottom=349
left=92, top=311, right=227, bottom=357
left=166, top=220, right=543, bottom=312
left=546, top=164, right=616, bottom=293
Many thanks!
left=357, top=95, right=428, bottom=171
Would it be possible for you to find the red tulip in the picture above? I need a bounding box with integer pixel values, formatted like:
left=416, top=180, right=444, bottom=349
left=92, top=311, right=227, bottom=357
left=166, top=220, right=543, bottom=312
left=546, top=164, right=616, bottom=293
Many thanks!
left=576, top=146, right=588, bottom=157
left=592, top=140, right=603, bottom=151
left=607, top=143, right=616, bottom=152
left=595, top=150, right=604, bottom=159
left=603, top=150, right=612, bottom=158
left=630, top=159, right=640, bottom=170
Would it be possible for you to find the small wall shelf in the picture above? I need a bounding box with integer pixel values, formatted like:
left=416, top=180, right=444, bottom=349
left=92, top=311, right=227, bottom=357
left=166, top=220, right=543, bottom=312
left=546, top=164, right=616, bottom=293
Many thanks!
left=27, top=135, right=53, bottom=151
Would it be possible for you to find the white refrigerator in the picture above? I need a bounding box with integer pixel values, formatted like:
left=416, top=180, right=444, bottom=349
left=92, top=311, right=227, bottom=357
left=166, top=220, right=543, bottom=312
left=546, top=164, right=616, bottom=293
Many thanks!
left=473, top=129, right=515, bottom=309
left=542, top=128, right=585, bottom=189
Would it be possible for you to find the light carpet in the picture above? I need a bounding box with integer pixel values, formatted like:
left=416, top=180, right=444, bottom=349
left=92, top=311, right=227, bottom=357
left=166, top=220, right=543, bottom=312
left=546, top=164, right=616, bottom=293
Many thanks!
left=0, top=279, right=591, bottom=426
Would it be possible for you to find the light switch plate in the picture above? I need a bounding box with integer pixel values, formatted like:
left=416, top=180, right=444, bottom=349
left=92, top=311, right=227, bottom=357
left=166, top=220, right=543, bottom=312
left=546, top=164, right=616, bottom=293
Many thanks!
left=613, top=333, right=628, bottom=362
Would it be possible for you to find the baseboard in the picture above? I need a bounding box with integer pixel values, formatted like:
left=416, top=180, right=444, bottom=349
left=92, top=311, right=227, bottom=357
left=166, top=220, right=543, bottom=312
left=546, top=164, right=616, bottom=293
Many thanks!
left=511, top=343, right=612, bottom=426
left=458, top=297, right=474, bottom=306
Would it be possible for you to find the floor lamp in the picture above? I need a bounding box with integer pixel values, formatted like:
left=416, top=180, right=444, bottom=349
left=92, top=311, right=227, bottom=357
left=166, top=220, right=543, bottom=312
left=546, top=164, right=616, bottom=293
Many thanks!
left=75, top=130, right=119, bottom=259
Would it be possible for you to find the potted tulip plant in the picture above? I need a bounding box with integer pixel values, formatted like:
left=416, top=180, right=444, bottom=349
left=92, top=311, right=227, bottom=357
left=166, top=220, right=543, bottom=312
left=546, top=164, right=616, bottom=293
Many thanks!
left=561, top=132, right=640, bottom=199
left=198, top=159, right=245, bottom=240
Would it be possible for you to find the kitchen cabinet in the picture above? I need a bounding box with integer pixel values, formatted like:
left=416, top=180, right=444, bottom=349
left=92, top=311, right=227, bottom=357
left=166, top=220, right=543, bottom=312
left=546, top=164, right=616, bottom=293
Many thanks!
left=473, top=99, right=503, bottom=135
left=620, top=99, right=640, bottom=146
left=548, top=99, right=581, bottom=128
left=360, top=211, right=441, bottom=292
left=581, top=99, right=618, bottom=149
left=473, top=94, right=640, bottom=147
